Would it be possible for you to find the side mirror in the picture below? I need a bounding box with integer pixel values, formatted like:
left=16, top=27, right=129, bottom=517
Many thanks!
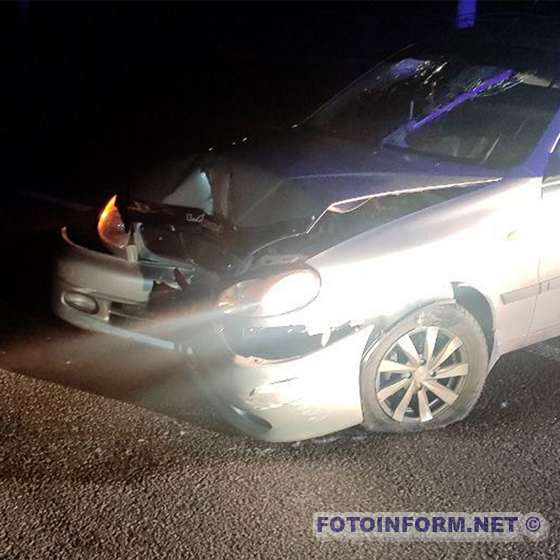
left=543, top=152, right=560, bottom=186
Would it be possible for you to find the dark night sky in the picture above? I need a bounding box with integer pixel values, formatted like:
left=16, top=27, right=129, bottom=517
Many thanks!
left=5, top=1, right=556, bottom=203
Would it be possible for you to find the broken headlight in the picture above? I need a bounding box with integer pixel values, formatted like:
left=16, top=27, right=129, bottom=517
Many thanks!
left=97, top=195, right=130, bottom=254
left=218, top=268, right=321, bottom=317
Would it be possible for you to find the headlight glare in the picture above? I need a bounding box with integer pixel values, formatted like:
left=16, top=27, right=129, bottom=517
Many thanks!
left=218, top=268, right=321, bottom=317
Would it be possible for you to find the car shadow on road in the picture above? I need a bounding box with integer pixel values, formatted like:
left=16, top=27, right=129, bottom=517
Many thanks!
left=1, top=321, right=243, bottom=435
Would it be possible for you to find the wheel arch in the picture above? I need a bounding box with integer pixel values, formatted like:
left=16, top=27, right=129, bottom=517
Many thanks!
left=361, top=285, right=495, bottom=363
left=451, top=282, right=495, bottom=354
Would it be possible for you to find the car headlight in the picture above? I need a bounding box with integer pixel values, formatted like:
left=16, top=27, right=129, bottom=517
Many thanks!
left=97, top=195, right=130, bottom=252
left=218, top=268, right=321, bottom=317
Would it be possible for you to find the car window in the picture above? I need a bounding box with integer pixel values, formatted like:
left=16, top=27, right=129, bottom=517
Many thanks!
left=309, top=58, right=441, bottom=143
left=399, top=81, right=560, bottom=168
left=308, top=52, right=560, bottom=169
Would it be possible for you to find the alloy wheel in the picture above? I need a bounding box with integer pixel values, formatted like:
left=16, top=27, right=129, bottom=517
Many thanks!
left=375, top=326, right=469, bottom=423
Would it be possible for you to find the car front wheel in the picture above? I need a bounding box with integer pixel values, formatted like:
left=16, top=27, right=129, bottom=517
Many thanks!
left=360, top=303, right=489, bottom=433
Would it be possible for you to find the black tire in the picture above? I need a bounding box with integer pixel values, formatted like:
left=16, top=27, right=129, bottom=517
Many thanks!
left=360, top=302, right=489, bottom=433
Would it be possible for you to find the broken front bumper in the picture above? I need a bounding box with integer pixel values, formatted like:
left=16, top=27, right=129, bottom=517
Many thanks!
left=190, top=324, right=372, bottom=442
left=53, top=227, right=371, bottom=442
left=53, top=228, right=177, bottom=349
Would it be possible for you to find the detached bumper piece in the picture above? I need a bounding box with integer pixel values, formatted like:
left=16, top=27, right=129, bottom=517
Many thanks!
left=53, top=227, right=186, bottom=349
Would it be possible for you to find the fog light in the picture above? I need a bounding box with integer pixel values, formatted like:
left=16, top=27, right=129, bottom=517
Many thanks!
left=63, top=291, right=99, bottom=315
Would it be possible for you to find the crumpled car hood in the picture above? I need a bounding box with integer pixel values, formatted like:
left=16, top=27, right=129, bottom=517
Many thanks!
left=136, top=127, right=502, bottom=229
left=128, top=127, right=503, bottom=274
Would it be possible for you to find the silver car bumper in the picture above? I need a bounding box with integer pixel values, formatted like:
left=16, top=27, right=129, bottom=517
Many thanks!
left=53, top=228, right=370, bottom=442
left=53, top=228, right=176, bottom=349
left=191, top=324, right=372, bottom=442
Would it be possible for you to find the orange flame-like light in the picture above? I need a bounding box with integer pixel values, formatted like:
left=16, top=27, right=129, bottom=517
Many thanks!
left=99, top=194, right=118, bottom=226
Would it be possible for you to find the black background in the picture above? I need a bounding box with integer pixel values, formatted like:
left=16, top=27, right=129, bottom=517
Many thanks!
left=5, top=1, right=557, bottom=205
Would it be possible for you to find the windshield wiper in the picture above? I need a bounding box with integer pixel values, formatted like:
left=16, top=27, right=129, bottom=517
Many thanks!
left=382, top=68, right=514, bottom=149
left=410, top=69, right=514, bottom=130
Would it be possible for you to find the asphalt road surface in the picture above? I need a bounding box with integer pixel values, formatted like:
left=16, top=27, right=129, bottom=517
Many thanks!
left=1, top=196, right=560, bottom=559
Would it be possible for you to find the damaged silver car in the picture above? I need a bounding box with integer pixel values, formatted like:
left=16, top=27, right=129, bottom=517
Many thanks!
left=53, top=32, right=560, bottom=441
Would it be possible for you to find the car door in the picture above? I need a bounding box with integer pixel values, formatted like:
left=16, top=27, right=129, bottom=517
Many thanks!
left=530, top=139, right=560, bottom=337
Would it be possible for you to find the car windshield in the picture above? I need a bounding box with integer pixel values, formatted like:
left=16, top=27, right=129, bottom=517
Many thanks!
left=308, top=52, right=560, bottom=168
